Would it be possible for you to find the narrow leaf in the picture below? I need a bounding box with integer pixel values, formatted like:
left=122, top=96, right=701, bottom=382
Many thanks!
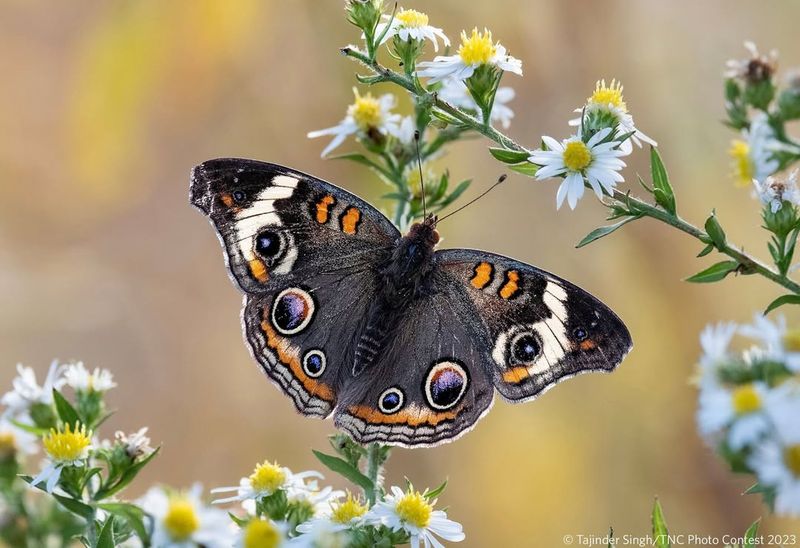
left=509, top=162, right=538, bottom=177
left=651, top=499, right=670, bottom=548
left=685, top=260, right=739, bottom=283
left=439, top=180, right=471, bottom=208
left=764, top=294, right=800, bottom=314
left=94, top=447, right=160, bottom=500
left=488, top=147, right=530, bottom=164
left=697, top=244, right=714, bottom=257
left=424, top=479, right=448, bottom=500
left=312, top=450, right=374, bottom=492
left=650, top=147, right=676, bottom=215
left=98, top=503, right=149, bottom=544
left=704, top=212, right=727, bottom=250
left=576, top=216, right=639, bottom=248
left=52, top=389, right=80, bottom=427
left=743, top=518, right=760, bottom=547
left=54, top=494, right=95, bottom=519
left=96, top=516, right=115, bottom=548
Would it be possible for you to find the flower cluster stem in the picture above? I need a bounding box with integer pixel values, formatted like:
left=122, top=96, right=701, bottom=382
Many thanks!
left=341, top=46, right=800, bottom=296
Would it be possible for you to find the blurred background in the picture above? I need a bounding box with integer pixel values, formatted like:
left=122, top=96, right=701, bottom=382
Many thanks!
left=2, top=0, right=799, bottom=545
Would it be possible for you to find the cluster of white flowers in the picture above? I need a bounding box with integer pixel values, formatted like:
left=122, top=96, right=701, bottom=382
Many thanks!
left=211, top=460, right=464, bottom=548
left=696, top=316, right=800, bottom=516
left=309, top=9, right=519, bottom=157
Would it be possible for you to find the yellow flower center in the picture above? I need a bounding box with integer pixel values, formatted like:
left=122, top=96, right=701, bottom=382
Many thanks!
left=563, top=141, right=593, bottom=171
left=0, top=432, right=17, bottom=458
left=42, top=423, right=91, bottom=463
left=458, top=28, right=496, bottom=66
left=729, top=140, right=753, bottom=187
left=243, top=519, right=281, bottom=548
left=249, top=461, right=286, bottom=493
left=331, top=493, right=368, bottom=524
left=348, top=89, right=383, bottom=130
left=785, top=444, right=800, bottom=477
left=395, top=491, right=432, bottom=529
left=732, top=384, right=761, bottom=415
left=589, top=79, right=627, bottom=111
left=782, top=329, right=800, bottom=352
left=396, top=9, right=428, bottom=28
left=163, top=498, right=200, bottom=541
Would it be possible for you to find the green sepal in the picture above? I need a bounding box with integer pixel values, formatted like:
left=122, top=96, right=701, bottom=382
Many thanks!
left=697, top=244, right=714, bottom=257
left=424, top=479, right=448, bottom=500
left=685, top=260, right=739, bottom=283
left=704, top=212, right=727, bottom=250
left=93, top=447, right=160, bottom=500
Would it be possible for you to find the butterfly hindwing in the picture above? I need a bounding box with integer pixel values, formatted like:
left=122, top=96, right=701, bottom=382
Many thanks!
left=191, top=158, right=400, bottom=416
left=435, top=249, right=632, bottom=402
left=334, top=279, right=495, bottom=447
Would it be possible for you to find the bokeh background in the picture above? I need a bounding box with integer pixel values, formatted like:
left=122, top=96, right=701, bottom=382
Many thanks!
left=2, top=1, right=799, bottom=545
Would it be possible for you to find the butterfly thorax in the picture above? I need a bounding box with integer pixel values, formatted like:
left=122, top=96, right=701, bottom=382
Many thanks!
left=352, top=218, right=440, bottom=375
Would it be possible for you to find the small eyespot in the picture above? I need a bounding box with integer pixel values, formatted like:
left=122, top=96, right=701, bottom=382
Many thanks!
left=255, top=230, right=283, bottom=259
left=378, top=388, right=405, bottom=414
left=271, top=288, right=316, bottom=336
left=573, top=327, right=588, bottom=341
left=302, top=349, right=326, bottom=378
left=509, top=332, right=542, bottom=365
left=232, top=190, right=246, bottom=202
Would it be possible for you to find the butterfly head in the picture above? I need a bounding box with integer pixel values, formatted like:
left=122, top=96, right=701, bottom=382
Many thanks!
left=407, top=215, right=440, bottom=247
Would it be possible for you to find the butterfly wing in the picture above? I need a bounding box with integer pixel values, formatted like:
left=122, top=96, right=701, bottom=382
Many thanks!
left=435, top=248, right=632, bottom=402
left=191, top=158, right=400, bottom=416
left=334, top=277, right=495, bottom=447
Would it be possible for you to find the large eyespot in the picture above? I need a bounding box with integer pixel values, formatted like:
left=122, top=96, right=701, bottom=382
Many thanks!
left=254, top=230, right=284, bottom=260
left=509, top=332, right=542, bottom=365
left=232, top=189, right=247, bottom=203
left=302, top=349, right=326, bottom=378
left=271, top=288, right=316, bottom=335
left=424, top=360, right=468, bottom=411
left=378, top=387, right=405, bottom=414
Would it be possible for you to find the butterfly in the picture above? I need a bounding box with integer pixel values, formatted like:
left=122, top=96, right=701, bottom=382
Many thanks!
left=190, top=158, right=632, bottom=447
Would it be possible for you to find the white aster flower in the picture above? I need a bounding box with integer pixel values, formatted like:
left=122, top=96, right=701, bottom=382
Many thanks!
left=0, top=416, right=38, bottom=458
left=530, top=127, right=628, bottom=210
left=236, top=518, right=288, bottom=548
left=365, top=486, right=465, bottom=548
left=1, top=361, right=65, bottom=419
left=296, top=492, right=368, bottom=535
left=137, top=484, right=234, bottom=547
left=698, top=322, right=738, bottom=375
left=63, top=361, right=116, bottom=393
left=292, top=519, right=351, bottom=548
left=748, top=394, right=800, bottom=517
left=729, top=113, right=780, bottom=187
left=115, top=427, right=153, bottom=459
left=212, top=460, right=322, bottom=505
left=438, top=78, right=515, bottom=128
left=416, top=28, right=522, bottom=84
left=307, top=88, right=401, bottom=157
left=753, top=170, right=800, bottom=213
left=697, top=381, right=773, bottom=450
left=31, top=423, right=93, bottom=493
left=739, top=314, right=800, bottom=372
left=725, top=41, right=778, bottom=83
left=397, top=115, right=417, bottom=145
left=568, top=79, right=656, bottom=154
left=375, top=8, right=449, bottom=52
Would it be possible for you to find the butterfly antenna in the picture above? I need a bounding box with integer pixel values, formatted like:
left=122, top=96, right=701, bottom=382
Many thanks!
left=413, top=130, right=427, bottom=218
left=437, top=174, right=508, bottom=224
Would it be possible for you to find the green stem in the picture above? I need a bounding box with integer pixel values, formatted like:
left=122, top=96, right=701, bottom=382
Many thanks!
left=341, top=46, right=800, bottom=296
left=365, top=443, right=384, bottom=506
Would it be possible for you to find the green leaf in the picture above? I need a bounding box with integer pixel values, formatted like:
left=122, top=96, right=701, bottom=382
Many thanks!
left=52, top=389, right=81, bottom=427
left=94, top=447, right=160, bottom=500
left=697, top=243, right=714, bottom=257
left=764, top=294, right=800, bottom=314
left=704, top=212, right=727, bottom=250
left=54, top=494, right=95, bottom=520
left=576, top=216, right=640, bottom=248
left=488, top=147, right=530, bottom=164
left=98, top=503, right=149, bottom=545
left=637, top=174, right=654, bottom=194
left=424, top=479, right=448, bottom=500
left=743, top=518, right=760, bottom=548
left=312, top=450, right=374, bottom=493
left=96, top=515, right=115, bottom=548
left=10, top=418, right=49, bottom=436
left=651, top=499, right=670, bottom=548
left=650, top=147, right=676, bottom=215
left=509, top=162, right=538, bottom=177
left=685, top=260, right=739, bottom=283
